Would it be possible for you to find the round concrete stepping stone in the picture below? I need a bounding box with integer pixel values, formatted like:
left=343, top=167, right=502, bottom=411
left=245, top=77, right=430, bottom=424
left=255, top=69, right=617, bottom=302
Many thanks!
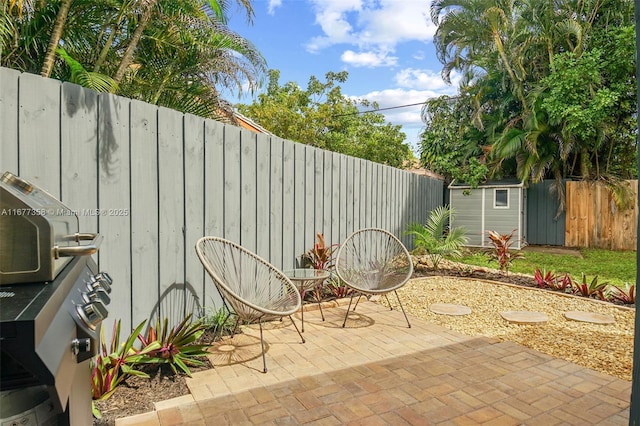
left=429, top=303, right=472, bottom=316
left=564, top=311, right=615, bottom=324
left=500, top=311, right=548, bottom=324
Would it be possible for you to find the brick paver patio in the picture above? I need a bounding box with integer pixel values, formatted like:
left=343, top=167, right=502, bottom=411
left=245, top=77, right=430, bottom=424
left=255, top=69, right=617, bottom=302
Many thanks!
left=116, top=299, right=630, bottom=425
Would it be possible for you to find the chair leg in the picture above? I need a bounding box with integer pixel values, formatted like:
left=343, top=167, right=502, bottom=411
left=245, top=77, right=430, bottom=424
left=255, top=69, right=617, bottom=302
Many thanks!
left=394, top=290, right=411, bottom=328
left=258, top=318, right=267, bottom=373
left=383, top=294, right=393, bottom=310
left=342, top=294, right=356, bottom=327
left=300, top=297, right=305, bottom=333
left=352, top=293, right=362, bottom=311
left=230, top=316, right=241, bottom=338
left=288, top=315, right=305, bottom=344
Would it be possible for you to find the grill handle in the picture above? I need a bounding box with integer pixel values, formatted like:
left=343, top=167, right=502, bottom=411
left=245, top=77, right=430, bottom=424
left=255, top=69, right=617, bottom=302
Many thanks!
left=54, top=233, right=103, bottom=258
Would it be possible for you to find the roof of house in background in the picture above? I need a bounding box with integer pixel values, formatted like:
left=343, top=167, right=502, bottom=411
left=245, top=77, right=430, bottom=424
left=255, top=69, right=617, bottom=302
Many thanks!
left=233, top=112, right=273, bottom=135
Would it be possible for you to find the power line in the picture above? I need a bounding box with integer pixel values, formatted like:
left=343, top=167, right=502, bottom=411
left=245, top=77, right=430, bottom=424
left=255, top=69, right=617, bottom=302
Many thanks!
left=332, top=101, right=425, bottom=117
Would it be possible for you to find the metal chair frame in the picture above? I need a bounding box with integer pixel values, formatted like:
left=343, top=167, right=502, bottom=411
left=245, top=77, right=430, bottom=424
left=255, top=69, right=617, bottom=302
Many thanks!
left=335, top=228, right=414, bottom=328
left=195, top=236, right=304, bottom=373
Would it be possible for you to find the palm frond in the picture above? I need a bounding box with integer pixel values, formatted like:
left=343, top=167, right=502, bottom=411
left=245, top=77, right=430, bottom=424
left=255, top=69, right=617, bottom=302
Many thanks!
left=56, top=47, right=117, bottom=92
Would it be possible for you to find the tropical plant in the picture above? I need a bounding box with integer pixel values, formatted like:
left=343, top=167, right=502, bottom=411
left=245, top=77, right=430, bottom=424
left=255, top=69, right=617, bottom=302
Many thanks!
left=425, top=0, right=637, bottom=194
left=571, top=273, right=609, bottom=300
left=301, top=232, right=339, bottom=271
left=137, top=314, right=210, bottom=376
left=324, top=277, right=353, bottom=300
left=419, top=93, right=488, bottom=187
left=607, top=283, right=636, bottom=305
left=1, top=0, right=265, bottom=120
left=91, top=320, right=160, bottom=402
left=201, top=304, right=235, bottom=338
left=485, top=230, right=524, bottom=273
left=533, top=268, right=555, bottom=289
left=547, top=273, right=573, bottom=293
left=405, top=205, right=467, bottom=270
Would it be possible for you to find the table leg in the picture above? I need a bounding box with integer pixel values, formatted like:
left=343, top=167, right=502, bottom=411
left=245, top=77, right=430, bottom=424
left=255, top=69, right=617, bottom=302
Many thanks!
left=299, top=283, right=305, bottom=332
left=318, top=299, right=324, bottom=321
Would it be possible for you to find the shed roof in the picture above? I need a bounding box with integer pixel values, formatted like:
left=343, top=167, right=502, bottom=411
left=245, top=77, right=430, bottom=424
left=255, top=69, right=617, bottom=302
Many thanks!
left=448, top=178, right=525, bottom=189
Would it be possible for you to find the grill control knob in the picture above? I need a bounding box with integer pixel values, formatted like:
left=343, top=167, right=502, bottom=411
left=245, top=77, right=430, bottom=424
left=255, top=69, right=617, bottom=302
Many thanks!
left=88, top=272, right=112, bottom=294
left=94, top=272, right=113, bottom=286
left=76, top=300, right=108, bottom=330
left=82, top=287, right=111, bottom=306
left=71, top=338, right=92, bottom=355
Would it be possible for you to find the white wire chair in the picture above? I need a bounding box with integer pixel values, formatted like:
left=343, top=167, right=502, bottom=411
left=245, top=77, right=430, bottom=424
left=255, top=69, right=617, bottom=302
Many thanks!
left=335, top=228, right=414, bottom=328
left=195, top=236, right=304, bottom=373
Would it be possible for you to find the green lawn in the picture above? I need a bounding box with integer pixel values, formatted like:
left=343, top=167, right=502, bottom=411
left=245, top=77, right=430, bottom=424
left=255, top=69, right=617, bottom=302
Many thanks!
left=458, top=248, right=637, bottom=288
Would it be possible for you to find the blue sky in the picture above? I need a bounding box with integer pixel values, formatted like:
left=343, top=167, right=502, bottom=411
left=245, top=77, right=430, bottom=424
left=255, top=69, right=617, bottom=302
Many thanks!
left=226, top=0, right=461, bottom=152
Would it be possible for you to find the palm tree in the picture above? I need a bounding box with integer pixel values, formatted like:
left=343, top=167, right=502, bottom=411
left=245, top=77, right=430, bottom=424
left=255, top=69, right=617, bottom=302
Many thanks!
left=40, top=0, right=71, bottom=77
left=430, top=0, right=634, bottom=187
left=2, top=0, right=266, bottom=120
left=115, top=0, right=265, bottom=118
left=405, top=205, right=467, bottom=271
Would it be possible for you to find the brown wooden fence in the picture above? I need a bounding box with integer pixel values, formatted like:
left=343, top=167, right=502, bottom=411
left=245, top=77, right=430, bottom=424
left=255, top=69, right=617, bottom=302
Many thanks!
left=565, top=180, right=638, bottom=251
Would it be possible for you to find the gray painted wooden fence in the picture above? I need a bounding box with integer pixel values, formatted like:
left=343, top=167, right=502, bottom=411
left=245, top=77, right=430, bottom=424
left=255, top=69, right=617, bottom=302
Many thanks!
left=526, top=180, right=566, bottom=246
left=0, top=68, right=443, bottom=336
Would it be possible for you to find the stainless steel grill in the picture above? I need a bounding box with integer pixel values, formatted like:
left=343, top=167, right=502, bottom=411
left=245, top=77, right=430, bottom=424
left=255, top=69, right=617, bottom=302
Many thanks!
left=0, top=172, right=112, bottom=425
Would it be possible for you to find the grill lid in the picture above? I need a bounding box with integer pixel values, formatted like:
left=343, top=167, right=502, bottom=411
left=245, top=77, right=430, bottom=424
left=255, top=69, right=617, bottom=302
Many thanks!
left=0, top=171, right=101, bottom=285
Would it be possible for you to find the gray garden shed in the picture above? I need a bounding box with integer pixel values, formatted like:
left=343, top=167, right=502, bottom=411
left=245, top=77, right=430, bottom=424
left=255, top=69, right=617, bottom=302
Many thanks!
left=448, top=179, right=527, bottom=249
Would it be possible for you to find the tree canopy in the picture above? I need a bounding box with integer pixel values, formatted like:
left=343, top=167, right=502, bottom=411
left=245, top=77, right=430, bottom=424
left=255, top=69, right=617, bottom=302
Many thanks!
left=421, top=0, right=636, bottom=191
left=237, top=69, right=413, bottom=168
left=1, top=0, right=266, bottom=120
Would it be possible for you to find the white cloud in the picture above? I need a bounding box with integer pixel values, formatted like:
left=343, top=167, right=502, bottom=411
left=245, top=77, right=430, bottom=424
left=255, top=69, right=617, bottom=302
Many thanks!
left=412, top=51, right=426, bottom=61
left=306, top=0, right=363, bottom=51
left=306, top=0, right=435, bottom=57
left=341, top=50, right=397, bottom=67
left=354, top=88, right=433, bottom=127
left=267, top=0, right=282, bottom=15
left=394, top=68, right=460, bottom=92
left=346, top=79, right=461, bottom=143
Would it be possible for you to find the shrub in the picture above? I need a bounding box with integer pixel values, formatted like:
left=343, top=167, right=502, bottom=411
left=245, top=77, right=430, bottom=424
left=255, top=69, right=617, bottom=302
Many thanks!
left=571, top=273, right=608, bottom=300
left=201, top=304, right=235, bottom=338
left=485, top=230, right=524, bottom=273
left=534, top=268, right=555, bottom=289
left=301, top=232, right=339, bottom=270
left=405, top=205, right=467, bottom=270
left=324, top=276, right=353, bottom=299
left=137, top=314, right=210, bottom=377
left=91, top=320, right=160, bottom=402
left=607, top=283, right=636, bottom=305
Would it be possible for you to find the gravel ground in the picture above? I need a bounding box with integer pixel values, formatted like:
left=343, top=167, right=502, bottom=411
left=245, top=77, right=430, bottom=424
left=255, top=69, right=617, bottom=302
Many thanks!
left=385, top=276, right=635, bottom=381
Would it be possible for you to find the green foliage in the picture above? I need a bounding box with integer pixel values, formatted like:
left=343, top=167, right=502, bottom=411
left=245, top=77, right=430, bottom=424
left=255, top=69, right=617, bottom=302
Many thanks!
left=533, top=267, right=629, bottom=302
left=237, top=70, right=412, bottom=168
left=92, top=313, right=211, bottom=418
left=301, top=232, right=339, bottom=271
left=607, top=283, right=636, bottom=305
left=137, top=314, right=210, bottom=377
left=570, top=273, right=608, bottom=300
left=484, top=230, right=525, bottom=273
left=546, top=273, right=573, bottom=293
left=201, top=304, right=235, bottom=338
left=533, top=268, right=555, bottom=289
left=323, top=277, right=353, bottom=300
left=428, top=0, right=637, bottom=185
left=460, top=248, right=635, bottom=288
left=1, top=0, right=264, bottom=119
left=91, top=320, right=161, bottom=402
left=56, top=47, right=117, bottom=93
left=405, top=205, right=467, bottom=270
left=419, top=94, right=488, bottom=186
